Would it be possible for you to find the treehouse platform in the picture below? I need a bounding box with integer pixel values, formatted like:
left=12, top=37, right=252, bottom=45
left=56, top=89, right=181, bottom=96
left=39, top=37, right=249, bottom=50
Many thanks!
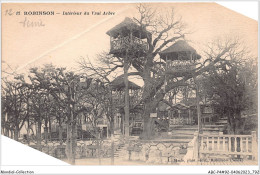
left=106, top=17, right=151, bottom=58
left=160, top=40, right=201, bottom=77
left=109, top=35, right=148, bottom=57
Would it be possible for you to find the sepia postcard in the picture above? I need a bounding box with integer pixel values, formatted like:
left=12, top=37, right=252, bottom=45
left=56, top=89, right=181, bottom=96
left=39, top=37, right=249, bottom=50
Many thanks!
left=1, top=1, right=259, bottom=174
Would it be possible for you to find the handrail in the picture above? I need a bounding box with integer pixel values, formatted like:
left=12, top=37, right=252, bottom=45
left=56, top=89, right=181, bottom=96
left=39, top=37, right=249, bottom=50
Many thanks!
left=199, top=133, right=252, bottom=138
left=196, top=131, right=257, bottom=161
left=110, top=36, right=148, bottom=52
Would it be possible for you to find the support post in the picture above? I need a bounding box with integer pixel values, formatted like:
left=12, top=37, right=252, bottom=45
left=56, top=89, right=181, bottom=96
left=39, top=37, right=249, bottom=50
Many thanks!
left=98, top=139, right=101, bottom=165
left=194, top=78, right=202, bottom=132
left=239, top=137, right=242, bottom=152
left=44, top=126, right=48, bottom=144
left=212, top=137, right=215, bottom=151
left=188, top=108, right=191, bottom=125
left=223, top=136, right=225, bottom=151
left=194, top=78, right=201, bottom=162
left=178, top=110, right=181, bottom=125
left=229, top=137, right=232, bottom=152
left=123, top=57, right=130, bottom=138
left=251, top=131, right=257, bottom=161
left=246, top=137, right=249, bottom=153
left=217, top=136, right=220, bottom=151
left=111, top=135, right=114, bottom=165
left=234, top=137, right=237, bottom=152
left=207, top=137, right=209, bottom=151
left=219, top=132, right=223, bottom=151
left=201, top=136, right=204, bottom=150
left=193, top=131, right=199, bottom=161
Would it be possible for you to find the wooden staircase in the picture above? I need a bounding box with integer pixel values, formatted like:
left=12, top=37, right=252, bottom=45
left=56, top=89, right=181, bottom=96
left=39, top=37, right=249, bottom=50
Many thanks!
left=167, top=117, right=229, bottom=148
left=114, top=143, right=126, bottom=158
left=168, top=125, right=197, bottom=147
left=111, top=117, right=229, bottom=160
left=202, top=117, right=228, bottom=134
left=215, top=117, right=228, bottom=125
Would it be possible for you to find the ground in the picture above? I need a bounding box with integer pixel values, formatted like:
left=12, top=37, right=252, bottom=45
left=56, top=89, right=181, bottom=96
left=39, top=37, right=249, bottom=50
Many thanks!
left=62, top=157, right=258, bottom=166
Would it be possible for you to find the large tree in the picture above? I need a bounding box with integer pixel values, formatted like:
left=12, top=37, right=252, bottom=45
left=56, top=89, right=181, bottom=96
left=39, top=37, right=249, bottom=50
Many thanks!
left=2, top=75, right=31, bottom=141
left=28, top=65, right=91, bottom=164
left=79, top=5, right=239, bottom=139
left=200, top=40, right=257, bottom=134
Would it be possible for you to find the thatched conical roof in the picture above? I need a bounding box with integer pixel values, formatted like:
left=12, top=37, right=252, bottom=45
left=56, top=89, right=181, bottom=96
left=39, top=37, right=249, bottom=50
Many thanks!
left=160, top=40, right=201, bottom=61
left=161, top=40, right=196, bottom=54
left=111, top=76, right=141, bottom=91
left=106, top=17, right=150, bottom=39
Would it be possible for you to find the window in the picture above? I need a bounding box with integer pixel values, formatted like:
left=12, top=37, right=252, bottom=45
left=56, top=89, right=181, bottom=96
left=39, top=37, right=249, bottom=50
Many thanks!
left=203, top=106, right=213, bottom=114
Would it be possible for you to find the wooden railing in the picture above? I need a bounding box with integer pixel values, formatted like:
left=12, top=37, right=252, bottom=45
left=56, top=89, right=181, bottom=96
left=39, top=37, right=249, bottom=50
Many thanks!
left=169, top=117, right=194, bottom=126
left=113, top=94, right=141, bottom=108
left=200, top=114, right=214, bottom=124
left=166, top=61, right=196, bottom=72
left=191, top=131, right=258, bottom=160
left=110, top=36, right=148, bottom=52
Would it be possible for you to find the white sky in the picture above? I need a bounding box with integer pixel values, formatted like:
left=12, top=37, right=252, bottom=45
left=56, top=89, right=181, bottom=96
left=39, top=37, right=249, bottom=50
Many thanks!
left=2, top=3, right=258, bottom=83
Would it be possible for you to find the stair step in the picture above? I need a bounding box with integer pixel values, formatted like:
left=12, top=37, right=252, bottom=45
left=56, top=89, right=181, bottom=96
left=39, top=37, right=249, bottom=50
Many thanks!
left=171, top=130, right=197, bottom=135
left=217, top=119, right=228, bottom=121
left=219, top=118, right=228, bottom=120
left=171, top=132, right=195, bottom=136
left=215, top=122, right=228, bottom=125
left=170, top=135, right=194, bottom=139
left=147, top=138, right=192, bottom=143
left=203, top=128, right=220, bottom=131
left=172, top=127, right=198, bottom=131
left=203, top=125, right=225, bottom=128
left=217, top=119, right=228, bottom=122
left=172, top=129, right=196, bottom=132
left=171, top=125, right=198, bottom=129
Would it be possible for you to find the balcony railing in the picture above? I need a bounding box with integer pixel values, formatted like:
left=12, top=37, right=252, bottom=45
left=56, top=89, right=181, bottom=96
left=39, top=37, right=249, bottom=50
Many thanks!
left=166, top=61, right=196, bottom=72
left=113, top=94, right=141, bottom=108
left=110, top=36, right=148, bottom=53
left=185, top=131, right=258, bottom=163
left=199, top=132, right=257, bottom=155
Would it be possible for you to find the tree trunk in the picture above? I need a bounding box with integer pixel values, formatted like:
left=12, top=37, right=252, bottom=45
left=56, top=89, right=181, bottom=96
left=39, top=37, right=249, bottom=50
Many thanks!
left=44, top=116, right=48, bottom=144
left=109, top=89, right=114, bottom=136
left=66, top=122, right=72, bottom=163
left=110, top=117, right=114, bottom=136
left=44, top=126, right=48, bottom=144
left=49, top=117, right=52, bottom=141
left=1, top=125, right=5, bottom=136
left=123, top=59, right=130, bottom=137
left=13, top=115, right=20, bottom=141
left=121, top=114, right=124, bottom=134
left=233, top=110, right=243, bottom=134
left=66, top=122, right=71, bottom=159
left=141, top=54, right=158, bottom=140
left=5, top=128, right=9, bottom=137
left=142, top=100, right=156, bottom=140
left=2, top=114, right=6, bottom=136
left=10, top=130, right=14, bottom=139
left=36, top=120, right=42, bottom=150
left=66, top=101, right=76, bottom=165
left=14, top=125, right=19, bottom=141
left=227, top=109, right=243, bottom=135
left=27, top=117, right=30, bottom=145
left=143, top=117, right=155, bottom=140
left=58, top=119, right=63, bottom=145
left=66, top=121, right=76, bottom=164
left=227, top=109, right=233, bottom=134
left=195, top=81, right=202, bottom=133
